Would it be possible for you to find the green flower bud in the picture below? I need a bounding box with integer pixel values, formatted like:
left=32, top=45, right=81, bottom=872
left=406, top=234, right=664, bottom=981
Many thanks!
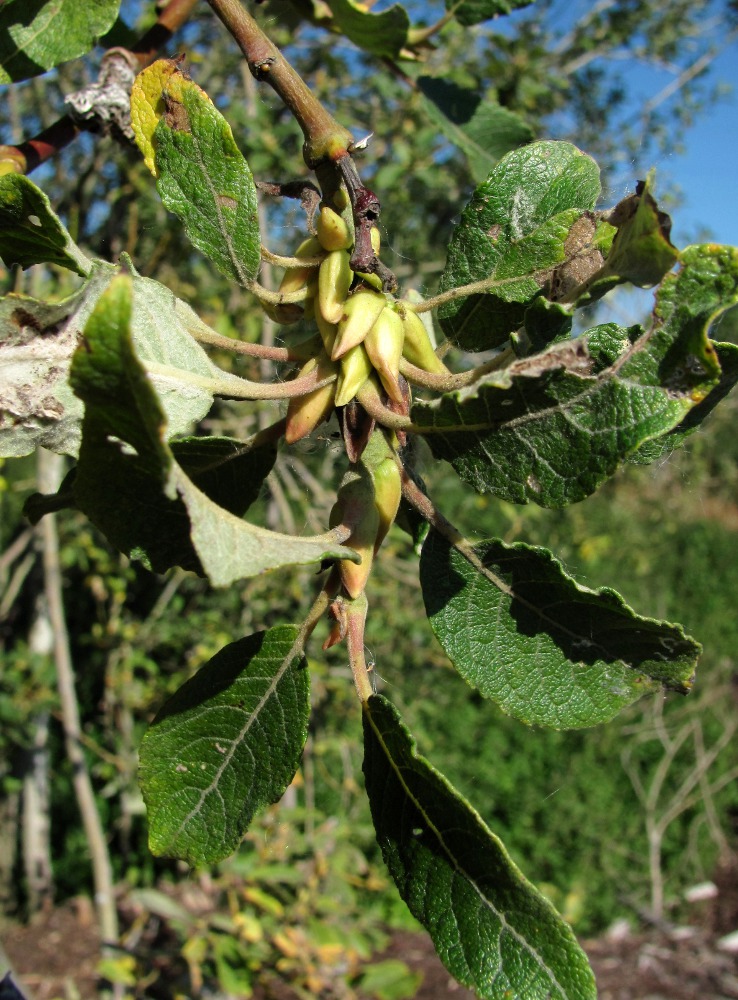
left=316, top=205, right=353, bottom=251
left=371, top=455, right=402, bottom=553
left=332, top=289, right=386, bottom=360
left=401, top=306, right=450, bottom=375
left=329, top=470, right=380, bottom=598
left=318, top=249, right=353, bottom=324
left=335, top=343, right=373, bottom=406
left=364, top=306, right=405, bottom=404
left=285, top=356, right=337, bottom=444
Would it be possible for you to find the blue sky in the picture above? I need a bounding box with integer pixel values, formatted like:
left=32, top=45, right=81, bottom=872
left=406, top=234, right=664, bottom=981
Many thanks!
left=634, top=47, right=738, bottom=248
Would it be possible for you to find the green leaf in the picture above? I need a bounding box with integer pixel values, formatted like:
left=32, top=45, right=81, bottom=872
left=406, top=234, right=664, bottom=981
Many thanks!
left=140, top=626, right=310, bottom=865
left=0, top=174, right=91, bottom=274
left=69, top=273, right=358, bottom=578
left=625, top=244, right=738, bottom=462
left=363, top=694, right=596, bottom=998
left=132, top=63, right=260, bottom=286
left=518, top=296, right=573, bottom=352
left=326, top=0, right=409, bottom=58
left=438, top=141, right=601, bottom=351
left=630, top=341, right=738, bottom=464
left=411, top=309, right=722, bottom=506
left=418, top=78, right=533, bottom=181
left=447, top=0, right=534, bottom=28
left=0, top=0, right=121, bottom=83
left=171, top=436, right=276, bottom=518
left=420, top=530, right=699, bottom=729
left=0, top=261, right=241, bottom=458
left=573, top=175, right=678, bottom=304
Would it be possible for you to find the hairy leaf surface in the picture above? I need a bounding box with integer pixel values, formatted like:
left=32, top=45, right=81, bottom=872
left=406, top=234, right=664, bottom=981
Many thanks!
left=69, top=273, right=358, bottom=577
left=0, top=0, right=120, bottom=83
left=438, top=141, right=601, bottom=350
left=0, top=174, right=91, bottom=274
left=140, top=627, right=309, bottom=865
left=0, top=272, right=108, bottom=458
left=418, top=78, right=533, bottom=180
left=0, top=262, right=243, bottom=457
left=131, top=61, right=260, bottom=286
left=420, top=531, right=699, bottom=728
left=363, top=694, right=596, bottom=998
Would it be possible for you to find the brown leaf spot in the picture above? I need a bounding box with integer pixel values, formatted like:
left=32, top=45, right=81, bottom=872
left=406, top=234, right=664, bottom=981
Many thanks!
left=549, top=212, right=605, bottom=301
left=163, top=92, right=191, bottom=132
left=216, top=194, right=238, bottom=211
left=10, top=307, right=43, bottom=333
left=486, top=224, right=502, bottom=241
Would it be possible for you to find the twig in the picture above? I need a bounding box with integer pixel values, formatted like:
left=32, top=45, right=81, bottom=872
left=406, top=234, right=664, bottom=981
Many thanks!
left=345, top=593, right=373, bottom=702
left=203, top=0, right=353, bottom=167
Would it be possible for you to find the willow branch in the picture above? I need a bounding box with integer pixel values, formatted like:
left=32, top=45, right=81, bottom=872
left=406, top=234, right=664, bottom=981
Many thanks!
left=203, top=0, right=353, bottom=167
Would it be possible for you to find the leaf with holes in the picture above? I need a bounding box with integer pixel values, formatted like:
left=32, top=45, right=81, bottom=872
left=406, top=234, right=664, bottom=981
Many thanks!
left=437, top=141, right=601, bottom=350
left=420, top=530, right=699, bottom=729
left=131, top=60, right=260, bottom=286
left=0, top=278, right=101, bottom=459
left=140, top=626, right=310, bottom=865
left=363, top=694, right=596, bottom=998
left=0, top=174, right=91, bottom=274
left=572, top=174, right=678, bottom=304
left=0, top=259, right=248, bottom=458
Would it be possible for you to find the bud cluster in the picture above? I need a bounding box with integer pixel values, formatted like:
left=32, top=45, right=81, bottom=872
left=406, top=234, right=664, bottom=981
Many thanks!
left=269, top=194, right=449, bottom=444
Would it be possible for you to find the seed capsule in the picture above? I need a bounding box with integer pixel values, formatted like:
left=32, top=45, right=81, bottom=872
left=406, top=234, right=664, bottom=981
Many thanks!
left=335, top=343, right=372, bottom=406
left=355, top=270, right=384, bottom=291
left=332, top=289, right=386, bottom=360
left=401, top=306, right=450, bottom=375
left=284, top=357, right=337, bottom=444
left=276, top=236, right=323, bottom=298
left=364, top=306, right=405, bottom=404
left=316, top=205, right=353, bottom=252
left=315, top=308, right=337, bottom=355
left=318, top=249, right=353, bottom=324
left=329, top=471, right=380, bottom=598
left=371, top=455, right=402, bottom=553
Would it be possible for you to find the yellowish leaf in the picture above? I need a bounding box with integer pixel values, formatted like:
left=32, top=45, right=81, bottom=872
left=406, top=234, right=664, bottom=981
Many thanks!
left=130, top=58, right=183, bottom=176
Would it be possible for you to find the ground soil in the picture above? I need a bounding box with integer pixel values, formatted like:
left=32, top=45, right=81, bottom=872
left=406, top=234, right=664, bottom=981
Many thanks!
left=2, top=900, right=737, bottom=999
